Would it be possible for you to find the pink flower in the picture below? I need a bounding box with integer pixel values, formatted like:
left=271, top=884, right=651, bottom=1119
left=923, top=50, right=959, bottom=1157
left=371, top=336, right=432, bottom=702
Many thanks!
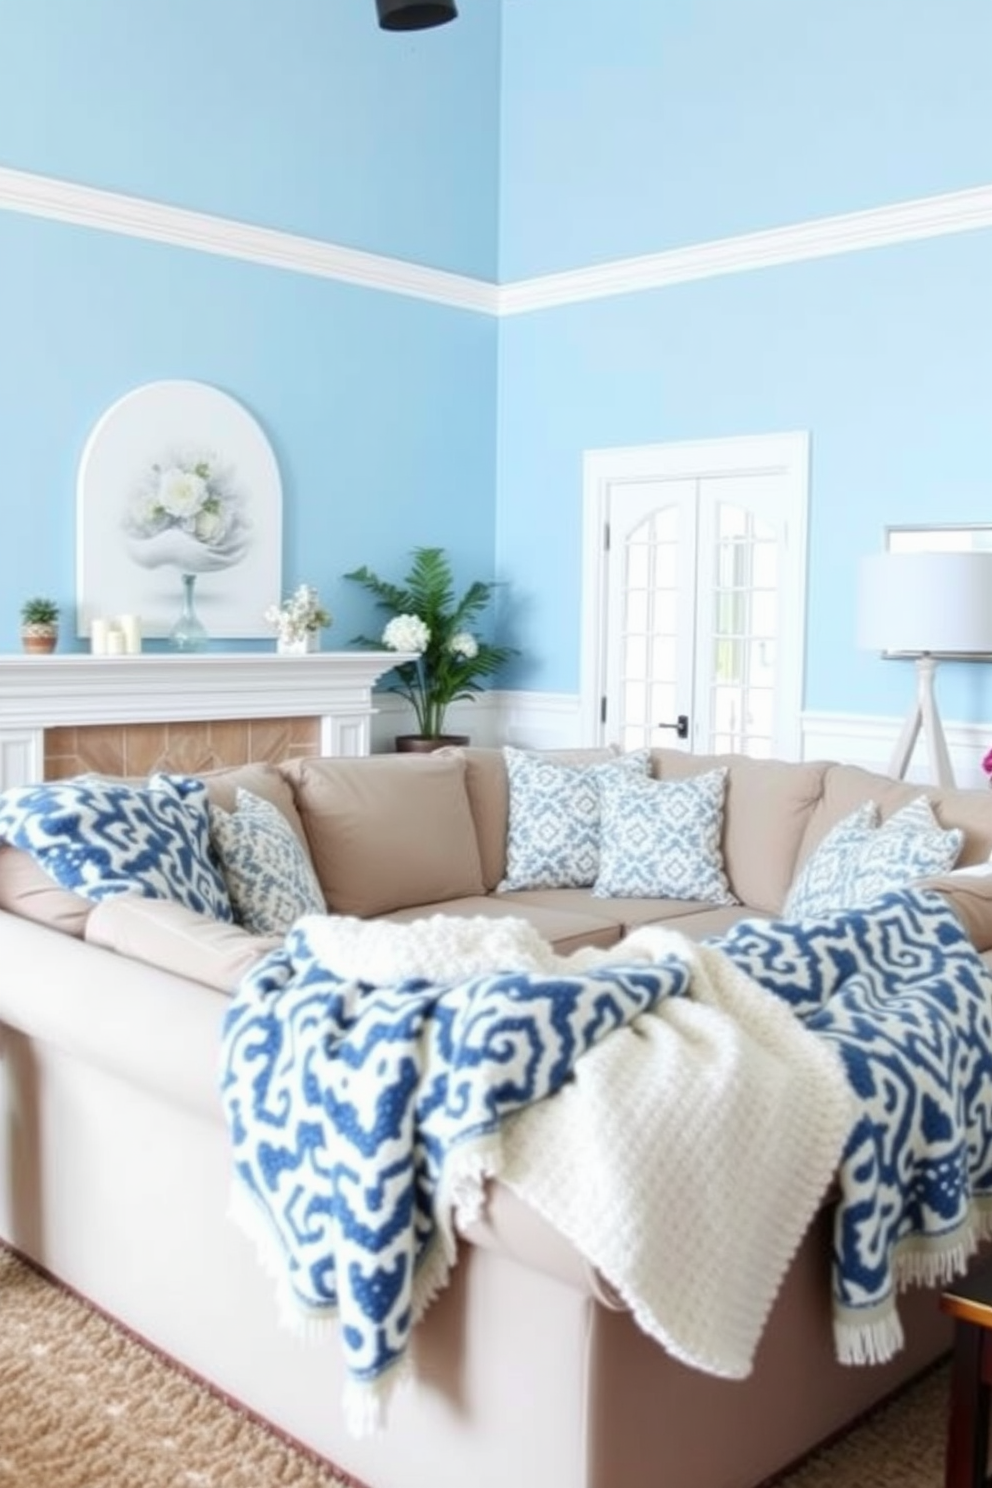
left=982, top=747, right=992, bottom=777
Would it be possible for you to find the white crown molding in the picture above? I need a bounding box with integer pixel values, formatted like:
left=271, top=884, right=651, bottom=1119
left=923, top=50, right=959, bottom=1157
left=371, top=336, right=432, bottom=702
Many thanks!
left=498, top=184, right=992, bottom=315
left=0, top=166, right=499, bottom=314
left=1, top=166, right=989, bottom=316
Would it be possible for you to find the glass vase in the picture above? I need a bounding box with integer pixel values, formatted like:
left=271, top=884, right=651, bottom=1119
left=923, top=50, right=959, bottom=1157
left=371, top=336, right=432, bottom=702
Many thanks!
left=170, top=572, right=209, bottom=653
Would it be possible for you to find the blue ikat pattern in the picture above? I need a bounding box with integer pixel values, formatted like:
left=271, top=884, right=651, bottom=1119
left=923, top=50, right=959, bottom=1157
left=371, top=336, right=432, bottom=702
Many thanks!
left=0, top=771, right=232, bottom=920
left=714, top=887, right=992, bottom=1352
left=219, top=924, right=689, bottom=1401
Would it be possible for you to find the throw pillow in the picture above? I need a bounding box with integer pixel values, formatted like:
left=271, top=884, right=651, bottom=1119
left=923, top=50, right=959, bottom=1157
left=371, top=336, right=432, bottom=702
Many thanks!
left=848, top=795, right=964, bottom=905
left=783, top=802, right=880, bottom=919
left=497, top=747, right=650, bottom=892
left=209, top=788, right=326, bottom=935
left=0, top=772, right=232, bottom=920
left=592, top=767, right=737, bottom=903
left=784, top=796, right=964, bottom=919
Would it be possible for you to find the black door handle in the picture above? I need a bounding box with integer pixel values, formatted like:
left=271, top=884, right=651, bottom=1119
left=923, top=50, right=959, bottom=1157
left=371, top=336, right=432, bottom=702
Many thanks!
left=657, top=714, right=689, bottom=740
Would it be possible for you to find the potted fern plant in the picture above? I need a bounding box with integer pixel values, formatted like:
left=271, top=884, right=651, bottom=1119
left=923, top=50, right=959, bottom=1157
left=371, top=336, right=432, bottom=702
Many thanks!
left=344, top=546, right=516, bottom=748
left=20, top=596, right=60, bottom=655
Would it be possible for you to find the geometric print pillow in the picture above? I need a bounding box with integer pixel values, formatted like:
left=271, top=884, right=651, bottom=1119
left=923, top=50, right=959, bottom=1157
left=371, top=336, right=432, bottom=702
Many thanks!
left=592, top=767, right=737, bottom=903
left=497, top=747, right=651, bottom=892
left=0, top=771, right=233, bottom=921
left=847, top=795, right=964, bottom=906
left=784, top=796, right=964, bottom=919
left=209, top=788, right=326, bottom=935
left=783, top=801, right=880, bottom=919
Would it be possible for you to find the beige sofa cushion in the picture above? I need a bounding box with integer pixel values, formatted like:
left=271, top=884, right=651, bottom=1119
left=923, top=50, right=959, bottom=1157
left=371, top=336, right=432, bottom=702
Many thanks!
left=794, top=764, right=992, bottom=872
left=199, top=762, right=310, bottom=848
left=84, top=894, right=279, bottom=992
left=0, top=845, right=92, bottom=937
left=286, top=750, right=485, bottom=917
left=650, top=750, right=830, bottom=913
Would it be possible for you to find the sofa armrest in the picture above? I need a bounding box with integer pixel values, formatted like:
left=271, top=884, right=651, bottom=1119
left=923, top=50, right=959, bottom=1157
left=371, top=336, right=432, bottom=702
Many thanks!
left=919, top=863, right=992, bottom=952
left=458, top=1180, right=624, bottom=1308
left=84, top=895, right=279, bottom=993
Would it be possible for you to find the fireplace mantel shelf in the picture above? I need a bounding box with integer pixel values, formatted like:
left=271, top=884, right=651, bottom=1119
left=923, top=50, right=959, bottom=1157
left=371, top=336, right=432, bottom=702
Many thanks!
left=0, top=650, right=416, bottom=786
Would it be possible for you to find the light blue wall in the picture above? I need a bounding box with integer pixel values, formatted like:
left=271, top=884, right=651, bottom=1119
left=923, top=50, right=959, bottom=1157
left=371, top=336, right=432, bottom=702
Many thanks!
left=0, top=0, right=501, bottom=652
left=2, top=0, right=991, bottom=730
left=496, top=0, right=992, bottom=723
left=0, top=0, right=501, bottom=276
left=499, top=0, right=992, bottom=278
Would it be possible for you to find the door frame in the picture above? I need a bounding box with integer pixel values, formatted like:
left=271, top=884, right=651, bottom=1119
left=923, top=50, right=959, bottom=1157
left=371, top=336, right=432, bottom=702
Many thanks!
left=580, top=431, right=811, bottom=754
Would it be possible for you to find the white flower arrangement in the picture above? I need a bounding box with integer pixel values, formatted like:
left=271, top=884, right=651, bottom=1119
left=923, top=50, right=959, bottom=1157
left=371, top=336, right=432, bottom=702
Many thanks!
left=263, top=583, right=333, bottom=646
left=123, top=452, right=251, bottom=573
left=345, top=547, right=516, bottom=739
left=382, top=613, right=431, bottom=655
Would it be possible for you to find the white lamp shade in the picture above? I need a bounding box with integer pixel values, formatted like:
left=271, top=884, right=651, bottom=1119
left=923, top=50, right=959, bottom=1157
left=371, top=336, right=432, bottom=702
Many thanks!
left=858, top=550, right=992, bottom=656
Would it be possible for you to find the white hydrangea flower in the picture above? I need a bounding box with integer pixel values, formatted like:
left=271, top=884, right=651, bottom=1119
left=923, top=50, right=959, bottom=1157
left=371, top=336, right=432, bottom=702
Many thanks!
left=449, top=631, right=479, bottom=660
left=383, top=613, right=430, bottom=654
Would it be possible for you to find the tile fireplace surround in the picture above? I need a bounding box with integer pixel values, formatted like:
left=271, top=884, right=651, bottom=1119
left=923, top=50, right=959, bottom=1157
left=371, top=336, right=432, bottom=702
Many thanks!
left=0, top=651, right=411, bottom=791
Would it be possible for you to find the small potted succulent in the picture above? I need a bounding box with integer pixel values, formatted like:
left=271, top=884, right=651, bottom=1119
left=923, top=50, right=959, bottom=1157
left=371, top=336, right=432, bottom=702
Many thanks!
left=20, top=596, right=60, bottom=654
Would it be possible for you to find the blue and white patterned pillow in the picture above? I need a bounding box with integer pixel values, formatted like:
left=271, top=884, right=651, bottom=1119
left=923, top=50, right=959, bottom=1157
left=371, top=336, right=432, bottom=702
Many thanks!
left=209, top=788, right=326, bottom=935
left=497, top=747, right=651, bottom=892
left=592, top=767, right=737, bottom=902
left=783, top=802, right=880, bottom=919
left=784, top=796, right=963, bottom=919
left=849, top=795, right=964, bottom=905
left=0, top=772, right=232, bottom=920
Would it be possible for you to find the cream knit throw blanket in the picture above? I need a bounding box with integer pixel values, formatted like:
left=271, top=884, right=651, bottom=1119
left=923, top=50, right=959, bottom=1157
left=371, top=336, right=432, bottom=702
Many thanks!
left=497, top=923, right=857, bottom=1379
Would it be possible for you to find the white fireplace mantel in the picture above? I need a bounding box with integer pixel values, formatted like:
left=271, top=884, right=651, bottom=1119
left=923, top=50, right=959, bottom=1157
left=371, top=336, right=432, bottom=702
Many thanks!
left=0, top=650, right=414, bottom=788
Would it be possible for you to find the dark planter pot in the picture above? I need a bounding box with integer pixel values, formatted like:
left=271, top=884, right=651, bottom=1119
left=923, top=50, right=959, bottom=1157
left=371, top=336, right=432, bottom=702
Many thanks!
left=395, top=734, right=470, bottom=754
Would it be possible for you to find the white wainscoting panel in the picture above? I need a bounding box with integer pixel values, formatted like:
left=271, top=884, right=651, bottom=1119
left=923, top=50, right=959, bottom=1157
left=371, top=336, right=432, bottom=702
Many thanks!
left=800, top=711, right=992, bottom=790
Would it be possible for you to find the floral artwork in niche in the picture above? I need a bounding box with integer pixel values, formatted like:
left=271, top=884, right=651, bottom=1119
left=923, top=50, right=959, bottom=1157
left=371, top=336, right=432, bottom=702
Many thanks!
left=124, top=453, right=251, bottom=575
left=76, top=380, right=283, bottom=640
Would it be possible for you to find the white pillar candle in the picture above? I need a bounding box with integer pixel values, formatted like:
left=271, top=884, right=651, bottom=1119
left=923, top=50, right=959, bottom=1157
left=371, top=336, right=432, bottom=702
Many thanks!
left=90, top=617, right=109, bottom=656
left=118, top=614, right=141, bottom=655
left=105, top=627, right=125, bottom=656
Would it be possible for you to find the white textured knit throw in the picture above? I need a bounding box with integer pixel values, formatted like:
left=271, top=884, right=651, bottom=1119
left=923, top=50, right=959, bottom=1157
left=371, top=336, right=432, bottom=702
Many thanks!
left=497, top=923, right=857, bottom=1379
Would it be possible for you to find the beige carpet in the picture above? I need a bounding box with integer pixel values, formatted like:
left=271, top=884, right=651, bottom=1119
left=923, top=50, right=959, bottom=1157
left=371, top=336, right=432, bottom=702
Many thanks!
left=0, top=1243, right=951, bottom=1488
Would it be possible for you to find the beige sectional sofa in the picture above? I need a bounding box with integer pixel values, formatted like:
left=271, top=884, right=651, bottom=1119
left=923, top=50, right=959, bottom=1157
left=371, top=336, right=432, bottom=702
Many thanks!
left=0, top=743, right=991, bottom=1488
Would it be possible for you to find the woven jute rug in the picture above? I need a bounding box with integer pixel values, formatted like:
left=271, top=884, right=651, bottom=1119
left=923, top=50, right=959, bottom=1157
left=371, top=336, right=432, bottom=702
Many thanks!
left=0, top=1242, right=950, bottom=1488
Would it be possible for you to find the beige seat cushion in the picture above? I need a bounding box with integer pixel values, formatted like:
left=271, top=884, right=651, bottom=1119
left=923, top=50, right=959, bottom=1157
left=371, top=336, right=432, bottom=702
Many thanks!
left=286, top=751, right=485, bottom=918
left=377, top=896, right=624, bottom=956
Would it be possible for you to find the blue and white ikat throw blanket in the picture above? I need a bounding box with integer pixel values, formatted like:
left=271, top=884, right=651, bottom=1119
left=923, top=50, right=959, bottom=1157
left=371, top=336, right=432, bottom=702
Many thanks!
left=219, top=888, right=992, bottom=1432
left=219, top=913, right=705, bottom=1434
left=714, top=886, right=992, bottom=1364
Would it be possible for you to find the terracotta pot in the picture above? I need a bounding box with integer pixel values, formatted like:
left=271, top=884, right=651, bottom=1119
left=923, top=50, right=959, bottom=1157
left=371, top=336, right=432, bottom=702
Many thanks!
left=395, top=734, right=470, bottom=754
left=21, top=627, right=58, bottom=655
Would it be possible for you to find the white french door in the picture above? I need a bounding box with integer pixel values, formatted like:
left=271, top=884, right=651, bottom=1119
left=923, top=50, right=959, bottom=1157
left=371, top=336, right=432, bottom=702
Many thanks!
left=581, top=433, right=809, bottom=759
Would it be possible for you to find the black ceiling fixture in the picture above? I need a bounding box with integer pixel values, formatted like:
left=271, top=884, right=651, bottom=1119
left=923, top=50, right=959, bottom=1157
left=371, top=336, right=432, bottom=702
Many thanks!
left=376, top=0, right=458, bottom=29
